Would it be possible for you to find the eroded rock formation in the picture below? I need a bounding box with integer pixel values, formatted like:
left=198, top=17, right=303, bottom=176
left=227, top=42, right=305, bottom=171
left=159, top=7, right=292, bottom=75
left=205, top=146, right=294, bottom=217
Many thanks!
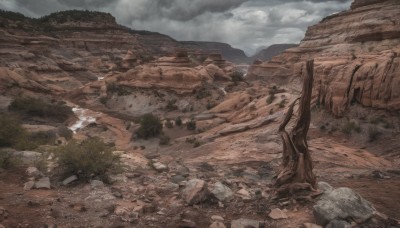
left=247, top=0, right=400, bottom=116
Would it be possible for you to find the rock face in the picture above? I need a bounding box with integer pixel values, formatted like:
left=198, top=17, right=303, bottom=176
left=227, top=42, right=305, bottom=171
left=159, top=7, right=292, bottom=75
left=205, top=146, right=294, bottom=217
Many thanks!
left=181, top=41, right=250, bottom=64
left=313, top=187, right=375, bottom=226
left=247, top=0, right=400, bottom=116
left=251, top=44, right=298, bottom=62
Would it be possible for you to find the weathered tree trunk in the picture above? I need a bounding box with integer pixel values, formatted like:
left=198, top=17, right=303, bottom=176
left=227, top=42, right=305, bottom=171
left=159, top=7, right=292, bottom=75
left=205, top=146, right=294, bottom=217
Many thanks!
left=275, top=60, right=317, bottom=197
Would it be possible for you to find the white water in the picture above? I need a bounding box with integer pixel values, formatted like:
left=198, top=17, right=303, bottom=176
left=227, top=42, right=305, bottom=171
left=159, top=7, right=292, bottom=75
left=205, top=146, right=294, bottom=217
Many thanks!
left=68, top=107, right=100, bottom=133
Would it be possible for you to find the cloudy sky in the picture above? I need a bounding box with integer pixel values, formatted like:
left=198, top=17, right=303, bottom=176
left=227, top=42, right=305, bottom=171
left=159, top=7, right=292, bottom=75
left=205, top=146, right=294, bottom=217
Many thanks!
left=0, top=0, right=352, bottom=55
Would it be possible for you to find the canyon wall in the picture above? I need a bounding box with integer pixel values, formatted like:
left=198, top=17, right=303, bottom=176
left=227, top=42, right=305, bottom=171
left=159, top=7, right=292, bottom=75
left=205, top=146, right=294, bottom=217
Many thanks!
left=247, top=0, right=400, bottom=116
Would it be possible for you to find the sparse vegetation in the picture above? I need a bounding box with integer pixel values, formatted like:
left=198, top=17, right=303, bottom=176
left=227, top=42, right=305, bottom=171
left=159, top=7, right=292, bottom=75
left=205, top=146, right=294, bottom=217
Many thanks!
left=8, top=97, right=73, bottom=122
left=195, top=88, right=211, bottom=99
left=367, top=126, right=381, bottom=142
left=99, top=96, right=108, bottom=105
left=231, top=71, right=244, bottom=83
left=106, top=82, right=131, bottom=96
left=0, top=150, right=20, bottom=169
left=175, top=117, right=183, bottom=126
left=165, top=119, right=174, bottom=128
left=266, top=86, right=279, bottom=104
left=185, top=137, right=202, bottom=148
left=55, top=138, right=120, bottom=182
left=159, top=135, right=170, bottom=146
left=0, top=113, right=26, bottom=148
left=136, top=113, right=163, bottom=139
left=341, top=121, right=362, bottom=135
left=206, top=101, right=216, bottom=110
left=186, top=119, right=197, bottom=131
left=165, top=99, right=178, bottom=111
left=278, top=99, right=287, bottom=108
left=57, top=126, right=73, bottom=140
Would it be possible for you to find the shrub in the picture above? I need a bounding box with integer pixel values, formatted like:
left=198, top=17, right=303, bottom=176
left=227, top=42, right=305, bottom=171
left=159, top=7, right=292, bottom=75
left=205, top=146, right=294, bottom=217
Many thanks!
left=8, top=97, right=73, bottom=122
left=206, top=102, right=216, bottom=110
left=165, top=100, right=178, bottom=111
left=106, top=82, right=131, bottom=96
left=136, top=114, right=163, bottom=139
left=231, top=71, right=244, bottom=83
left=266, top=94, right=276, bottom=104
left=193, top=141, right=201, bottom=148
left=159, top=135, right=170, bottom=146
left=341, top=121, right=362, bottom=135
left=195, top=88, right=211, bottom=99
left=368, top=126, right=381, bottom=142
left=278, top=99, right=287, bottom=108
left=55, top=138, right=120, bottom=182
left=58, top=126, right=73, bottom=140
left=186, top=137, right=202, bottom=148
left=0, top=150, right=20, bottom=169
left=165, top=119, right=174, bottom=128
left=175, top=117, right=183, bottom=126
left=99, top=96, right=108, bottom=105
left=186, top=119, right=196, bottom=131
left=0, top=113, right=26, bottom=148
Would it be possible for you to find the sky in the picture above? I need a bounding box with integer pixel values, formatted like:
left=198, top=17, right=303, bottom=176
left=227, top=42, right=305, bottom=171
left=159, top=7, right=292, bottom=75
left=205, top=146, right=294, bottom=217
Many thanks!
left=0, top=0, right=352, bottom=55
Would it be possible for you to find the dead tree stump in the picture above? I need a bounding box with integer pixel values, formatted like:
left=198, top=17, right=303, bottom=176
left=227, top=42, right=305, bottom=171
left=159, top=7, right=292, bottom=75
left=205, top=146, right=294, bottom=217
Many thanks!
left=275, top=60, right=317, bottom=197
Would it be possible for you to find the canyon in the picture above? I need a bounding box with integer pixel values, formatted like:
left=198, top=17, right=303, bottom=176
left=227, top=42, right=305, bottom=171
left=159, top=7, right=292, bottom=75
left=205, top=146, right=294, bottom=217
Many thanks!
left=0, top=1, right=400, bottom=227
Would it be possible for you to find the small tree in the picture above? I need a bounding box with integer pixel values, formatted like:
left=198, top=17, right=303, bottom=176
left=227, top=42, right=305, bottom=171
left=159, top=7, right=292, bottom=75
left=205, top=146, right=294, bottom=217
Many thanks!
left=136, top=113, right=163, bottom=139
left=175, top=116, right=183, bottom=126
left=186, top=119, right=196, bottom=131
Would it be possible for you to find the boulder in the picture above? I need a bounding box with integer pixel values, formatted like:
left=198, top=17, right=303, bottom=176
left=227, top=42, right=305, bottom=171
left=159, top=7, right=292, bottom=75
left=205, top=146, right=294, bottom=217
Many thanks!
left=268, top=208, right=288, bottom=220
left=152, top=162, right=168, bottom=172
left=326, top=220, right=352, bottom=228
left=181, top=179, right=209, bottom=205
left=24, top=181, right=35, bottom=191
left=313, top=187, right=375, bottom=226
left=303, top=223, right=322, bottom=228
left=62, top=175, right=78, bottom=186
left=231, top=218, right=260, bottom=228
left=34, top=177, right=51, bottom=189
left=90, top=180, right=105, bottom=189
left=317, top=181, right=333, bottom=193
left=26, top=167, right=42, bottom=179
left=210, top=221, right=226, bottom=228
left=210, top=182, right=233, bottom=202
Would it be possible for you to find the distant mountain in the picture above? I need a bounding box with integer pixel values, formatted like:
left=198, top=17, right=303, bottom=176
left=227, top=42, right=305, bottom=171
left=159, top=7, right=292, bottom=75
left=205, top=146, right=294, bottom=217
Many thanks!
left=180, top=41, right=250, bottom=64
left=251, top=44, right=298, bottom=61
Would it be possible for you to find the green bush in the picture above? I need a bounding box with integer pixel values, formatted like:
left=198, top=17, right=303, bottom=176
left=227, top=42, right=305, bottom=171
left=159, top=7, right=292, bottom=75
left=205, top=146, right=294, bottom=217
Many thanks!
left=266, top=94, right=276, bottom=104
left=0, top=113, right=26, bottom=148
left=195, top=88, right=211, bottom=99
left=278, top=99, right=287, bottom=108
left=8, top=97, right=73, bottom=122
left=0, top=150, right=20, bottom=169
left=55, top=138, right=120, bottom=182
left=186, top=119, right=196, bottom=131
left=99, top=96, right=108, bottom=105
left=136, top=114, right=163, bottom=139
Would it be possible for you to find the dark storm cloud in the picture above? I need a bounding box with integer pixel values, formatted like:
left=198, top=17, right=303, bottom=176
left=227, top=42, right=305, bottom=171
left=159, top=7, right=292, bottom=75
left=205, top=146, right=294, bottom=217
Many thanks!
left=0, top=0, right=353, bottom=55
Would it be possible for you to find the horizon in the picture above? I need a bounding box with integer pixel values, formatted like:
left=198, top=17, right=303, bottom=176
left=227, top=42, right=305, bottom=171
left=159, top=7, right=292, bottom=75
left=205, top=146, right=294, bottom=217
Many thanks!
left=0, top=0, right=352, bottom=55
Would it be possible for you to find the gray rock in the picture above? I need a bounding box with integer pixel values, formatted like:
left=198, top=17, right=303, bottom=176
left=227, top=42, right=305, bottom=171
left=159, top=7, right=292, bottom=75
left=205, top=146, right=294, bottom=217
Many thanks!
left=24, top=181, right=35, bottom=191
left=152, top=162, right=168, bottom=172
left=181, top=179, right=209, bottom=205
left=231, top=218, right=260, bottom=228
left=13, top=151, right=42, bottom=164
left=318, top=182, right=333, bottom=193
left=313, top=187, right=375, bottom=226
left=26, top=167, right=42, bottom=178
left=268, top=208, right=288, bottom=220
left=171, top=175, right=186, bottom=184
left=34, top=177, right=51, bottom=189
left=211, top=182, right=233, bottom=202
left=210, top=221, right=226, bottom=228
left=62, top=175, right=78, bottom=186
left=326, top=220, right=352, bottom=228
left=90, top=180, right=105, bottom=189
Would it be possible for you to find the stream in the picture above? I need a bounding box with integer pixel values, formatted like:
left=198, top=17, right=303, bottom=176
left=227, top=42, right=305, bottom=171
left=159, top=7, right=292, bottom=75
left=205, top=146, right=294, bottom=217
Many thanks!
left=68, top=107, right=101, bottom=133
